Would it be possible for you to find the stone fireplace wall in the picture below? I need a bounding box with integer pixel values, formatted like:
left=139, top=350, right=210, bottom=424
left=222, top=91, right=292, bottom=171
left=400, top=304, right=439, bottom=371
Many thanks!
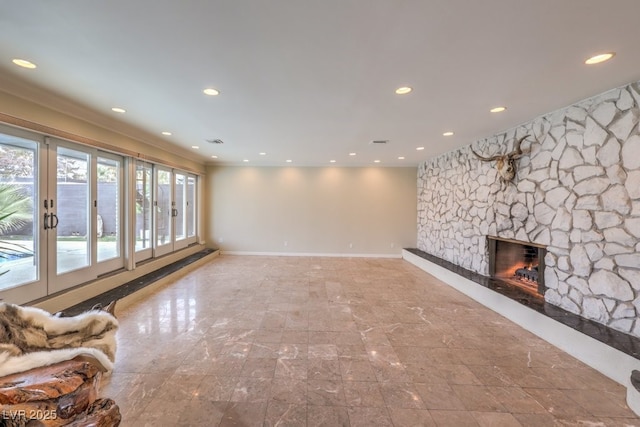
left=417, top=81, right=640, bottom=337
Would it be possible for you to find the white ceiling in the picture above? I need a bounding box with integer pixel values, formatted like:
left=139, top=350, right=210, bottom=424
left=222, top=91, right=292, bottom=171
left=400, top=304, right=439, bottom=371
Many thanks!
left=1, top=0, right=639, bottom=167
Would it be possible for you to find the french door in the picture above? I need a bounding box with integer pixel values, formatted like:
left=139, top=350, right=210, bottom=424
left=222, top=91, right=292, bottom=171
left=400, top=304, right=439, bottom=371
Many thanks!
left=154, top=166, right=173, bottom=257
left=0, top=126, right=124, bottom=303
left=1, top=122, right=199, bottom=305
left=47, top=140, right=124, bottom=293
left=152, top=166, right=197, bottom=257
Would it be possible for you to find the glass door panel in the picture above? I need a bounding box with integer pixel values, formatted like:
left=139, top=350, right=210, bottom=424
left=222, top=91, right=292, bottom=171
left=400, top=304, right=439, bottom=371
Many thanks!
left=97, top=156, right=121, bottom=263
left=175, top=172, right=186, bottom=242
left=154, top=167, right=173, bottom=256
left=55, top=146, right=90, bottom=275
left=186, top=175, right=196, bottom=239
left=0, top=133, right=43, bottom=302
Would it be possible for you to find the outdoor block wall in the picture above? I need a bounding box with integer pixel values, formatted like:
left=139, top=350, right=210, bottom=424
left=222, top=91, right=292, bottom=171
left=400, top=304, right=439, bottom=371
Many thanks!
left=417, top=81, right=640, bottom=337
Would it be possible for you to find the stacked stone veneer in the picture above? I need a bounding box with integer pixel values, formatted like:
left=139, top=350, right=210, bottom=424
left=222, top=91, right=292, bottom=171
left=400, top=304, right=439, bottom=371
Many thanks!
left=417, top=81, right=640, bottom=337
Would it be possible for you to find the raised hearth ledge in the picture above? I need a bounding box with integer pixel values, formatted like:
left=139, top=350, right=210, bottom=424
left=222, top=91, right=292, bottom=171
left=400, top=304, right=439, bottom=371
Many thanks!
left=32, top=244, right=211, bottom=314
left=402, top=248, right=640, bottom=417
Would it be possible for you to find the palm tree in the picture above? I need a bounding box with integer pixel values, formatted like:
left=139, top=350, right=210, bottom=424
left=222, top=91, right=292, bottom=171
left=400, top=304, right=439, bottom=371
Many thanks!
left=0, top=183, right=33, bottom=276
left=0, top=183, right=32, bottom=233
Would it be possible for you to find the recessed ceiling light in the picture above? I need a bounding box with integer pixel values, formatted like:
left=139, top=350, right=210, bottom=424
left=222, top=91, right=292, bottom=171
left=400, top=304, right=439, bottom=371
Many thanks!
left=162, top=131, right=172, bottom=136
left=286, top=159, right=292, bottom=163
left=349, top=152, right=356, bottom=156
left=398, top=156, right=405, bottom=160
left=395, top=86, right=412, bottom=95
left=12, top=59, right=36, bottom=69
left=191, top=145, right=199, bottom=149
left=490, top=106, right=506, bottom=113
left=330, top=160, right=336, bottom=163
left=111, top=107, right=126, bottom=113
left=211, top=155, right=218, bottom=159
left=443, top=131, right=454, bottom=136
left=259, top=152, right=267, bottom=156
left=416, top=147, right=425, bottom=151
left=374, top=160, right=381, bottom=163
left=243, top=159, right=249, bottom=162
left=585, top=52, right=615, bottom=65
left=203, top=88, right=220, bottom=96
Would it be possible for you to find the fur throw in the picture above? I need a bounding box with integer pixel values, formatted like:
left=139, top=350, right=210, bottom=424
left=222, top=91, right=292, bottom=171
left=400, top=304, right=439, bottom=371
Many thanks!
left=0, top=302, right=118, bottom=377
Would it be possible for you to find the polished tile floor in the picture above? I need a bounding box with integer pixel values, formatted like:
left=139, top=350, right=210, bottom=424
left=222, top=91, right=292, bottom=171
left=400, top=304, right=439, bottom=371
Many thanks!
left=102, top=255, right=640, bottom=426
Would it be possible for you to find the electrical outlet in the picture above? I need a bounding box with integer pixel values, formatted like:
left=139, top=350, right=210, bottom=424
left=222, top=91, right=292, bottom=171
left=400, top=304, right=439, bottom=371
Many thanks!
left=284, top=241, right=288, bottom=247
left=390, top=243, right=395, bottom=248
left=218, top=237, right=224, bottom=243
left=349, top=243, right=353, bottom=248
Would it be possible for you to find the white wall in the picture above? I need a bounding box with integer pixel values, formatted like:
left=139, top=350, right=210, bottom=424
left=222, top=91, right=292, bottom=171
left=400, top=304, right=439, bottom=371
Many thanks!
left=207, top=166, right=417, bottom=256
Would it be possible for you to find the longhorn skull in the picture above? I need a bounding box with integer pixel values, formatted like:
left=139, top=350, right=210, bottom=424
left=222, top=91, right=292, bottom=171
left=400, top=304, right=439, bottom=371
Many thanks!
left=471, top=135, right=529, bottom=185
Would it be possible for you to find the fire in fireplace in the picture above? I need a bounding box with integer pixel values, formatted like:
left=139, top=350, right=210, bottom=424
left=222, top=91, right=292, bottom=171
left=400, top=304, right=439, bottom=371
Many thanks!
left=515, top=265, right=539, bottom=282
left=488, top=236, right=546, bottom=297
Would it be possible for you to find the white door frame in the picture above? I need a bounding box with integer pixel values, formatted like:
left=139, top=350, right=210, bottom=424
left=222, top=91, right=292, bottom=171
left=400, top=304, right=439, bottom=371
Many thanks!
left=0, top=126, right=47, bottom=304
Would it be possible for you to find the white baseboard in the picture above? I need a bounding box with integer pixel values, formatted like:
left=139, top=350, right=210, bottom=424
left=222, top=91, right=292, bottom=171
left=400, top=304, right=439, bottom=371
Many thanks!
left=220, top=250, right=402, bottom=259
left=402, top=249, right=640, bottom=416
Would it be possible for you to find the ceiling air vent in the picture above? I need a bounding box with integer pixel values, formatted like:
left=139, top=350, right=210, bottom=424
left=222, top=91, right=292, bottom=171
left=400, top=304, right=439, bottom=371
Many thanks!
left=370, top=140, right=388, bottom=144
left=206, top=139, right=224, bottom=144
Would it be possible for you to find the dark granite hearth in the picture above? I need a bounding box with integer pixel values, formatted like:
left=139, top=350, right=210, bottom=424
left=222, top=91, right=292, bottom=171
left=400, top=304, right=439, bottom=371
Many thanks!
left=405, top=248, right=640, bottom=360
left=62, top=248, right=217, bottom=316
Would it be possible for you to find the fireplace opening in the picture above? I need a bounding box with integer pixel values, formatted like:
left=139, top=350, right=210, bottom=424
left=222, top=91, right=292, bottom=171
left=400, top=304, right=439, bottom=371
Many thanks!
left=488, top=236, right=546, bottom=297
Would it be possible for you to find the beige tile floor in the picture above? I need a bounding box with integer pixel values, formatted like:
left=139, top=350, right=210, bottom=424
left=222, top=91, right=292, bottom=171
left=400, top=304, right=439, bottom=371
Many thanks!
left=101, top=255, right=640, bottom=426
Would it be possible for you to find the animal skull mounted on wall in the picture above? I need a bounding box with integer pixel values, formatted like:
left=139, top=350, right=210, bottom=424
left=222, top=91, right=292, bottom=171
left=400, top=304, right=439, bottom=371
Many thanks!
left=471, top=135, right=529, bottom=186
